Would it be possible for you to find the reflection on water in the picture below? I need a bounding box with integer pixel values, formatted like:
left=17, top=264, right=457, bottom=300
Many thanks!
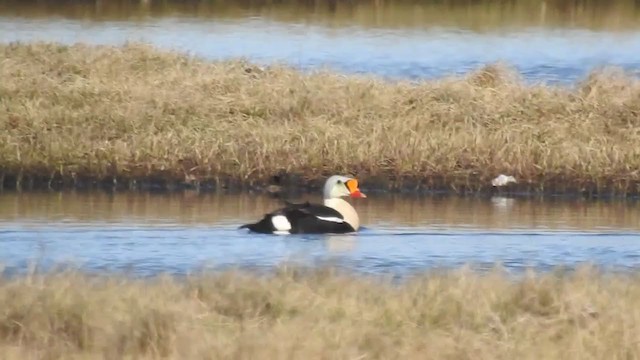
left=2, top=2, right=639, bottom=276
left=2, top=191, right=640, bottom=230
left=2, top=1, right=640, bottom=83
left=0, top=191, right=639, bottom=277
left=2, top=0, right=640, bottom=31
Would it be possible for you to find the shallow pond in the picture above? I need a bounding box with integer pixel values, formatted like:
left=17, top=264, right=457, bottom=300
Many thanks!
left=1, top=191, right=639, bottom=277
left=2, top=2, right=640, bottom=277
left=2, top=1, right=640, bottom=83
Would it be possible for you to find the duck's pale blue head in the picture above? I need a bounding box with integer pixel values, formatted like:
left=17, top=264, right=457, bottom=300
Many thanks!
left=323, top=175, right=366, bottom=200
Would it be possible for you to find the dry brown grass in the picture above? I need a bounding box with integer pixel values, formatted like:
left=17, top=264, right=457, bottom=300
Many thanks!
left=2, top=42, right=640, bottom=195
left=0, top=265, right=639, bottom=359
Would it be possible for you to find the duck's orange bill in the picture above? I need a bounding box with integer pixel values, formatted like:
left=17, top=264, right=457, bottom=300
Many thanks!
left=346, top=179, right=367, bottom=198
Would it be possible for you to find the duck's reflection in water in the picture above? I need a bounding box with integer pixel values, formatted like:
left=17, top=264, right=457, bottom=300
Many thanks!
left=324, top=234, right=358, bottom=253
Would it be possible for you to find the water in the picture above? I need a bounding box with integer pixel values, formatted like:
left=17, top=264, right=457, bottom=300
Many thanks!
left=1, top=191, right=639, bottom=277
left=2, top=1, right=640, bottom=83
left=2, top=2, right=640, bottom=277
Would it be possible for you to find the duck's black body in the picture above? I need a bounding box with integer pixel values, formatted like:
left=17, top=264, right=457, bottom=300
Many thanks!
left=239, top=201, right=356, bottom=234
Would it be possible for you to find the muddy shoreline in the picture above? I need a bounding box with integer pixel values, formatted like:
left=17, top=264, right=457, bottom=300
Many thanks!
left=2, top=172, right=639, bottom=200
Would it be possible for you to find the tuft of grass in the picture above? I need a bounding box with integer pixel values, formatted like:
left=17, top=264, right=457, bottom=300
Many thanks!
left=0, top=265, right=640, bottom=359
left=1, top=42, right=640, bottom=195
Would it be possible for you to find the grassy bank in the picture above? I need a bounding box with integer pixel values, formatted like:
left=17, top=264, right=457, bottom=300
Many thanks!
left=0, top=265, right=639, bottom=359
left=2, top=42, right=640, bottom=196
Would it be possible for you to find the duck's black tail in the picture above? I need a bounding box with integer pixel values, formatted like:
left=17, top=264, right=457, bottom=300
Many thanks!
left=238, top=217, right=274, bottom=234
left=238, top=223, right=253, bottom=230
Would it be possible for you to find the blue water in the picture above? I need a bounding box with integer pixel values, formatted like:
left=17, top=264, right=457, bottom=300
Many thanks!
left=1, top=192, right=639, bottom=277
left=2, top=8, right=640, bottom=277
left=2, top=16, right=640, bottom=84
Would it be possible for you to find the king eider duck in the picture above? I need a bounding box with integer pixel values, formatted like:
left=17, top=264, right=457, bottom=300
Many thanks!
left=239, top=175, right=366, bottom=234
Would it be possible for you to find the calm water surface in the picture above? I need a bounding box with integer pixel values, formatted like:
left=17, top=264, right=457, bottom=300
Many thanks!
left=2, top=1, right=640, bottom=83
left=1, top=191, right=639, bottom=277
left=2, top=2, right=640, bottom=276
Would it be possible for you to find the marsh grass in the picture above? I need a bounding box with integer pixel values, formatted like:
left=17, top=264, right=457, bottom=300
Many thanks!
left=2, top=42, right=640, bottom=195
left=0, top=265, right=639, bottom=359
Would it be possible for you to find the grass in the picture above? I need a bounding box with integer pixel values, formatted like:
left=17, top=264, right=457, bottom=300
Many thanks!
left=0, top=265, right=639, bottom=359
left=2, top=42, right=640, bottom=196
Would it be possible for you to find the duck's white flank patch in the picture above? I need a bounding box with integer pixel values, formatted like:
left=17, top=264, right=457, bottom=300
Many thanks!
left=316, top=216, right=344, bottom=223
left=271, top=215, right=292, bottom=231
left=273, top=230, right=291, bottom=235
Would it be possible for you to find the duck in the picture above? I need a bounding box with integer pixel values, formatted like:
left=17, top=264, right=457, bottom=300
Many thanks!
left=239, top=175, right=367, bottom=234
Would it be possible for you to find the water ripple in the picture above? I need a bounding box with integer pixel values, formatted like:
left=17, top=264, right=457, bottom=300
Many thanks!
left=1, top=224, right=640, bottom=277
left=2, top=192, right=639, bottom=277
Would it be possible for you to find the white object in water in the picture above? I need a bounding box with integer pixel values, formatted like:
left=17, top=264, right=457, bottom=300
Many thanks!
left=491, top=174, right=517, bottom=187
left=491, top=196, right=515, bottom=210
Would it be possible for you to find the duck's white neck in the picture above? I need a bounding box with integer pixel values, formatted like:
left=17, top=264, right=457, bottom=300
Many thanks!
left=324, top=198, right=360, bottom=231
